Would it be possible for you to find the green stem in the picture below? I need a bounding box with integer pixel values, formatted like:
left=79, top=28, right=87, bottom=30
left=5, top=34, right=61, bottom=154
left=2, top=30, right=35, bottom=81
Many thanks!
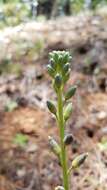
left=57, top=89, right=69, bottom=190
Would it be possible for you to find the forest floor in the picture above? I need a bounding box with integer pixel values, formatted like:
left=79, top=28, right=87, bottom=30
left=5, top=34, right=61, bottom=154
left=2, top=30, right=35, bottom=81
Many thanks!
left=0, top=9, right=107, bottom=190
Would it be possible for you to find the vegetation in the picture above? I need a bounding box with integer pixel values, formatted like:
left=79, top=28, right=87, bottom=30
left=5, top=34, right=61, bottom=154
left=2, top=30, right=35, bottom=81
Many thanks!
left=0, top=0, right=107, bottom=28
left=47, top=51, right=88, bottom=190
left=13, top=133, right=28, bottom=147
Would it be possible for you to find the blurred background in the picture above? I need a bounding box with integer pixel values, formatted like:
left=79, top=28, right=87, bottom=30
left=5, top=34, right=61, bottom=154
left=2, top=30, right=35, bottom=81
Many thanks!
left=0, top=0, right=107, bottom=28
left=0, top=1, right=107, bottom=190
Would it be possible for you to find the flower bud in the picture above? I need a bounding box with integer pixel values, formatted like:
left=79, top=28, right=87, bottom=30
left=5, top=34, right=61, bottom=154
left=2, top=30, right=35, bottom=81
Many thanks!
left=55, top=186, right=65, bottom=190
left=63, top=52, right=71, bottom=64
left=58, top=55, right=63, bottom=65
left=47, top=100, right=56, bottom=115
left=71, top=153, right=88, bottom=169
left=49, top=51, right=58, bottom=64
left=63, top=134, right=74, bottom=145
left=64, top=103, right=73, bottom=121
left=62, top=63, right=70, bottom=73
left=65, top=85, right=77, bottom=101
left=63, top=69, right=70, bottom=84
left=54, top=74, right=62, bottom=89
left=47, top=64, right=55, bottom=78
left=50, top=58, right=57, bottom=70
left=48, top=136, right=61, bottom=157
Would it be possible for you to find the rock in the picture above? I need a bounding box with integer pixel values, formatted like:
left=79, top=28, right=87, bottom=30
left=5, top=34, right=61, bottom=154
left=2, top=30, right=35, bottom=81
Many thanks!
left=17, top=168, right=26, bottom=178
left=26, top=142, right=38, bottom=153
left=96, top=111, right=107, bottom=120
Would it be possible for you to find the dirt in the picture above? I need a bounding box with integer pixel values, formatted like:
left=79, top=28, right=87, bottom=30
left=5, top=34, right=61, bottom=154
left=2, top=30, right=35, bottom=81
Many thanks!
left=0, top=10, right=107, bottom=190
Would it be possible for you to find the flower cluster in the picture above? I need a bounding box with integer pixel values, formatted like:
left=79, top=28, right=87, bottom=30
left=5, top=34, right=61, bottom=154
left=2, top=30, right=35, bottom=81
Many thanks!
left=46, top=50, right=88, bottom=190
left=47, top=51, right=71, bottom=90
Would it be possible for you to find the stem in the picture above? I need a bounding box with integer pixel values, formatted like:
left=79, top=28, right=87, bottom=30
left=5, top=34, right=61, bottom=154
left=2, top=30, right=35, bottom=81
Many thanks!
left=57, top=89, right=69, bottom=190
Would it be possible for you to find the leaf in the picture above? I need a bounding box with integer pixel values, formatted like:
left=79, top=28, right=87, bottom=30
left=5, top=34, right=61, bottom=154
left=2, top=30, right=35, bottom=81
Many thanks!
left=98, top=137, right=107, bottom=151
left=13, top=133, right=28, bottom=147
left=5, top=101, right=18, bottom=112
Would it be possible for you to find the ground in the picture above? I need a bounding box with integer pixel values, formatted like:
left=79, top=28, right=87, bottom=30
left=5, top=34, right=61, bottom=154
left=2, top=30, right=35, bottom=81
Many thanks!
left=0, top=10, right=107, bottom=190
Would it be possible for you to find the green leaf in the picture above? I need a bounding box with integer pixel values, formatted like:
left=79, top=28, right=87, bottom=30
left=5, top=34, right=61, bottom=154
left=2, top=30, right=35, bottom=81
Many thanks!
left=5, top=101, right=18, bottom=112
left=13, top=133, right=28, bottom=147
left=98, top=137, right=107, bottom=151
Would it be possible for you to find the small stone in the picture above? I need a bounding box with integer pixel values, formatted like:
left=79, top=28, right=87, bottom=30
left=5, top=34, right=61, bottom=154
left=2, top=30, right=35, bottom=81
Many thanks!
left=55, top=186, right=64, bottom=190
left=97, top=111, right=107, bottom=120
left=26, top=143, right=38, bottom=153
left=17, top=168, right=26, bottom=178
